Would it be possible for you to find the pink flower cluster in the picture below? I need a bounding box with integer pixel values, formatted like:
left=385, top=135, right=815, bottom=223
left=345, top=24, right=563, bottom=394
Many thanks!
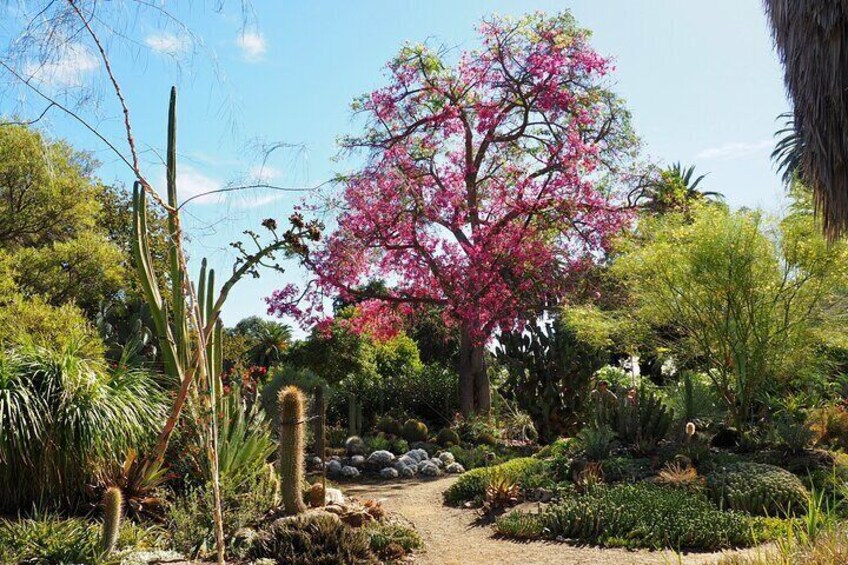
left=268, top=12, right=632, bottom=345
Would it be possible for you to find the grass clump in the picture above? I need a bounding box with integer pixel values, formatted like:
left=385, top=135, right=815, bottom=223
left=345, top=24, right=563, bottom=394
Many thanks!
left=496, top=483, right=779, bottom=550
left=443, top=457, right=544, bottom=506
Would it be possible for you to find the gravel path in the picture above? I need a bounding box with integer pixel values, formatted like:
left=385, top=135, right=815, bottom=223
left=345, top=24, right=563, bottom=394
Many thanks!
left=345, top=476, right=770, bottom=565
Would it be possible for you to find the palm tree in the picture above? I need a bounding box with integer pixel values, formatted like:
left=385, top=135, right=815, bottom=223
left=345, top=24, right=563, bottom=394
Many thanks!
left=638, top=162, right=723, bottom=216
left=764, top=1, right=848, bottom=240
left=771, top=112, right=805, bottom=187
left=248, top=320, right=292, bottom=368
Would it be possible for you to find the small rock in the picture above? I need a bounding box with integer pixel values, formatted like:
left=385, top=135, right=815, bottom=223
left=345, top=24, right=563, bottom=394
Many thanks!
left=405, top=448, right=428, bottom=463
left=429, top=457, right=444, bottom=468
left=310, top=456, right=323, bottom=467
left=367, top=450, right=395, bottom=467
left=325, top=487, right=345, bottom=505
left=380, top=467, right=399, bottom=479
left=326, top=459, right=342, bottom=475
left=350, top=455, right=366, bottom=468
left=438, top=451, right=455, bottom=465
left=446, top=462, right=465, bottom=474
left=341, top=465, right=360, bottom=478
left=397, top=455, right=417, bottom=468
left=399, top=465, right=416, bottom=478
left=418, top=461, right=441, bottom=477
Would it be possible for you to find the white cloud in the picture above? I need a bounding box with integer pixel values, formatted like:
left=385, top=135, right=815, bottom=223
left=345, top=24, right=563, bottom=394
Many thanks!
left=233, top=193, right=284, bottom=209
left=235, top=31, right=267, bottom=61
left=24, top=43, right=97, bottom=87
left=696, top=139, right=772, bottom=160
left=248, top=164, right=281, bottom=183
left=158, top=165, right=225, bottom=205
left=145, top=33, right=190, bottom=56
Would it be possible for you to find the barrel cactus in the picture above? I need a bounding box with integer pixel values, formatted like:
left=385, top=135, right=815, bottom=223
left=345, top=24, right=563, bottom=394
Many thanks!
left=706, top=462, right=809, bottom=516
left=402, top=419, right=429, bottom=443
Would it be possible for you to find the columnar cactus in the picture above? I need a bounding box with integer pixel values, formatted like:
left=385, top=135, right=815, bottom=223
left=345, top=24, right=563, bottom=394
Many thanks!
left=313, top=385, right=326, bottom=461
left=348, top=392, right=362, bottom=436
left=101, top=487, right=123, bottom=554
left=279, top=385, right=307, bottom=515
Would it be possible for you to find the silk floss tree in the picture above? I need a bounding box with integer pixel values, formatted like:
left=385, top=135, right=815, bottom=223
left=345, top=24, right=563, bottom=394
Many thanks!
left=269, top=12, right=637, bottom=416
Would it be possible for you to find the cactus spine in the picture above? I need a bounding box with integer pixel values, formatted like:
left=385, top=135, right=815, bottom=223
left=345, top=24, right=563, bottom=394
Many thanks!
left=279, top=385, right=307, bottom=515
left=101, top=487, right=123, bottom=554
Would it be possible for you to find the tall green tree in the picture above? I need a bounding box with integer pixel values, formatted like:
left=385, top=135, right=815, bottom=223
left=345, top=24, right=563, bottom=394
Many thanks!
left=614, top=203, right=847, bottom=426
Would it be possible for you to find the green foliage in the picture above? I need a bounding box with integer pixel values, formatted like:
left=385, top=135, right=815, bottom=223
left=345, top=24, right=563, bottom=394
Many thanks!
left=614, top=205, right=848, bottom=426
left=401, top=419, right=429, bottom=443
left=261, top=365, right=325, bottom=426
left=600, top=456, right=653, bottom=483
left=497, top=483, right=775, bottom=550
left=614, top=385, right=673, bottom=452
left=215, top=390, right=275, bottom=491
left=375, top=415, right=402, bottom=437
left=664, top=371, right=726, bottom=427
left=443, top=457, right=544, bottom=506
left=364, top=521, right=422, bottom=556
left=0, top=344, right=165, bottom=512
left=168, top=472, right=279, bottom=559
left=278, top=386, right=307, bottom=515
left=576, top=425, right=615, bottom=461
left=707, top=462, right=810, bottom=517
left=248, top=512, right=377, bottom=564
left=496, top=318, right=607, bottom=442
left=0, top=513, right=163, bottom=564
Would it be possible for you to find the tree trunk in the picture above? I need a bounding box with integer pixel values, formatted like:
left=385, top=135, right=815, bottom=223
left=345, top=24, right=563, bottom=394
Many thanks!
left=459, top=329, right=490, bottom=416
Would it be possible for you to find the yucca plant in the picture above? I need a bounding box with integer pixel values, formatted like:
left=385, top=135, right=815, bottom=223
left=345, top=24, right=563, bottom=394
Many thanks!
left=211, top=388, right=275, bottom=491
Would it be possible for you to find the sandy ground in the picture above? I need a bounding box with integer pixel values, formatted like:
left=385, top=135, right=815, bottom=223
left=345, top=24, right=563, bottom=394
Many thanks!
left=345, top=476, right=772, bottom=565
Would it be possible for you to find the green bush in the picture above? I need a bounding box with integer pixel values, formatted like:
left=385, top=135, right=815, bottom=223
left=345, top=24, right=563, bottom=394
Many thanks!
left=496, top=483, right=775, bottom=550
left=248, top=512, right=378, bottom=564
left=0, top=514, right=163, bottom=564
left=600, top=456, right=653, bottom=483
left=443, top=457, right=544, bottom=506
left=0, top=344, right=166, bottom=512
left=375, top=416, right=402, bottom=437
left=534, top=437, right=577, bottom=459
left=707, top=462, right=810, bottom=517
left=364, top=521, right=422, bottom=556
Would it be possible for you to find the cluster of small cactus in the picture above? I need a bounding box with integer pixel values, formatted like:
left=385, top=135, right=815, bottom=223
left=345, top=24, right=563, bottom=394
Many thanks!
left=706, top=462, right=809, bottom=516
left=278, top=385, right=307, bottom=515
left=402, top=419, right=429, bottom=443
left=101, top=487, right=123, bottom=554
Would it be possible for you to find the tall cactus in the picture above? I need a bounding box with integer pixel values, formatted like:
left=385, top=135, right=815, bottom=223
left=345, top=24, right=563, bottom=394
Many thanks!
left=101, top=487, right=123, bottom=554
left=313, top=384, right=326, bottom=461
left=279, top=385, right=307, bottom=515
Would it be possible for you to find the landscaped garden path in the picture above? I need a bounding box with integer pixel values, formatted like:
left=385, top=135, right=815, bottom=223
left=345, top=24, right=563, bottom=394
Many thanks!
left=346, top=477, right=771, bottom=565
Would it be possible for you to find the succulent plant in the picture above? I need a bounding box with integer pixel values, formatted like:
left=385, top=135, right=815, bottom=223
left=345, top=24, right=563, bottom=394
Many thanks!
left=401, top=419, right=429, bottom=443
left=706, top=462, right=809, bottom=516
left=436, top=428, right=461, bottom=447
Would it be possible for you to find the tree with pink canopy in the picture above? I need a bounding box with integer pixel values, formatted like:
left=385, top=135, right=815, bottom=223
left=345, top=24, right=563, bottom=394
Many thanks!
left=269, top=11, right=637, bottom=416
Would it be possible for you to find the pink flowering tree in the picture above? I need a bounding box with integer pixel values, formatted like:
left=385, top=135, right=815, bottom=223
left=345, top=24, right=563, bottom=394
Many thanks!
left=270, top=12, right=636, bottom=415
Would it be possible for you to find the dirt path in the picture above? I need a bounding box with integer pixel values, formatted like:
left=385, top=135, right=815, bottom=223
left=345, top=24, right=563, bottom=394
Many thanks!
left=345, top=476, right=770, bottom=565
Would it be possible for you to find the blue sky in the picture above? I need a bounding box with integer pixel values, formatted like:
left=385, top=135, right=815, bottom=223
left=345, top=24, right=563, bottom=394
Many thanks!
left=0, top=1, right=789, bottom=327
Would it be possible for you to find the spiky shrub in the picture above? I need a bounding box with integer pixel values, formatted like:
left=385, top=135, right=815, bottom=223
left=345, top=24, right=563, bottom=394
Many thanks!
left=576, top=425, right=615, bottom=461
left=483, top=470, right=522, bottom=511
left=278, top=385, right=307, bottom=515
left=101, top=487, right=123, bottom=553
left=443, top=457, right=544, bottom=506
left=707, top=462, right=810, bottom=517
left=248, top=513, right=378, bottom=564
left=401, top=419, right=429, bottom=443
left=496, top=483, right=774, bottom=550
left=614, top=386, right=673, bottom=452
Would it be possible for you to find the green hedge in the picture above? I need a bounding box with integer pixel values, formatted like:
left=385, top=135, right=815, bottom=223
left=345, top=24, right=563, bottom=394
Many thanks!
left=496, top=483, right=781, bottom=550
